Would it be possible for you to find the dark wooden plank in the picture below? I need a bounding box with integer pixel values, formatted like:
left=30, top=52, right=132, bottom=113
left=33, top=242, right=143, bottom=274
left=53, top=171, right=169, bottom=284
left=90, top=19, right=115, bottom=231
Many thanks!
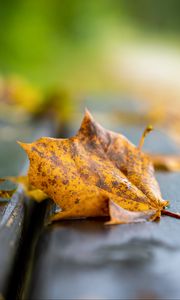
left=0, top=118, right=57, bottom=300
left=0, top=189, right=24, bottom=299
left=27, top=173, right=180, bottom=300
left=27, top=111, right=180, bottom=299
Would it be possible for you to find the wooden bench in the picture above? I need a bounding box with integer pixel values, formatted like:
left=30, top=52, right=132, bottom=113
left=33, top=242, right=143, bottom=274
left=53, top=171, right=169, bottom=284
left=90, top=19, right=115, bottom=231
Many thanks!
left=1, top=100, right=180, bottom=299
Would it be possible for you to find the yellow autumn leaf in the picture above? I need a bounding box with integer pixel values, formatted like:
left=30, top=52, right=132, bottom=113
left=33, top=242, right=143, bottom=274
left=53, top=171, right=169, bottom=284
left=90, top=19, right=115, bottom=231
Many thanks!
left=17, top=110, right=171, bottom=224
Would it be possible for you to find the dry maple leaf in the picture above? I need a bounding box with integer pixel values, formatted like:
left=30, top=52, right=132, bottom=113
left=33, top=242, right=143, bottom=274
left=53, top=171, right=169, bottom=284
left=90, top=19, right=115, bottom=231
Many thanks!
left=16, top=110, right=177, bottom=225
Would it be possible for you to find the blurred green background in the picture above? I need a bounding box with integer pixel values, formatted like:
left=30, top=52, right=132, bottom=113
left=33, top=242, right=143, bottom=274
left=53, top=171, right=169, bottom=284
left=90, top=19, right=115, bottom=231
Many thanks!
left=0, top=0, right=180, bottom=95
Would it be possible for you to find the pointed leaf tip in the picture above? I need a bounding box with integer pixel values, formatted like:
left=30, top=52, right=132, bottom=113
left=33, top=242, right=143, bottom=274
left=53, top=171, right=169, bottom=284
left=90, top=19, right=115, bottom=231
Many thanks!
left=84, top=108, right=93, bottom=120
left=17, top=141, right=31, bottom=153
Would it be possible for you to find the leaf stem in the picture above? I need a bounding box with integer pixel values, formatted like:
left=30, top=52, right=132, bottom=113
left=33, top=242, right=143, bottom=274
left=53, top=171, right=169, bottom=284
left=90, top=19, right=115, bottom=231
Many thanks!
left=138, top=125, right=153, bottom=151
left=162, top=209, right=180, bottom=219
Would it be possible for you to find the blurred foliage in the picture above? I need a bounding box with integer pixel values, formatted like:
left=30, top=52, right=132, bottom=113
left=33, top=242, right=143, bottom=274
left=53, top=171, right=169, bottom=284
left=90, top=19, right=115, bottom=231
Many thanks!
left=121, top=0, right=180, bottom=33
left=0, top=76, right=74, bottom=122
left=0, top=0, right=179, bottom=91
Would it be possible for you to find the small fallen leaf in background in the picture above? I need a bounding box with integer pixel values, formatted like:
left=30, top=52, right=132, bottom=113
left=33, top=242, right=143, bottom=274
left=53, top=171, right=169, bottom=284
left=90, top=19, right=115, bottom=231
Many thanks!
left=114, top=101, right=180, bottom=149
left=0, top=190, right=16, bottom=201
left=7, top=176, right=47, bottom=202
left=16, top=110, right=175, bottom=224
left=0, top=178, right=16, bottom=202
left=150, top=154, right=180, bottom=172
